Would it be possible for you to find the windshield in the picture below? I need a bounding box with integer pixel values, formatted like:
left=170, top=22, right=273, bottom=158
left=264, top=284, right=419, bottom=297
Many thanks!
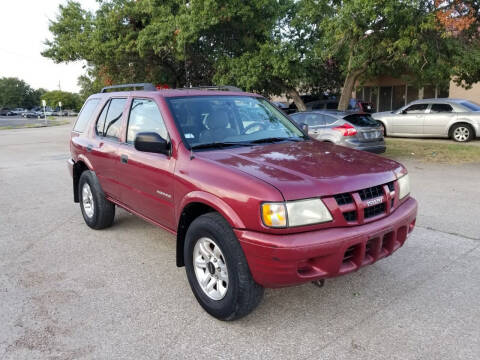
left=166, top=96, right=305, bottom=148
left=460, top=101, right=480, bottom=112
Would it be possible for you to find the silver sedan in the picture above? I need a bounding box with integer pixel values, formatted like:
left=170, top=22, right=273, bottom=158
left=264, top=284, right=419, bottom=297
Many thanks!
left=290, top=111, right=385, bottom=153
left=372, top=98, right=480, bottom=142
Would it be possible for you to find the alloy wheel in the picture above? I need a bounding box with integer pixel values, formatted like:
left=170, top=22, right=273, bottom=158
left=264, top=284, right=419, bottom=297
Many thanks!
left=82, top=183, right=95, bottom=218
left=453, top=126, right=470, bottom=142
left=193, top=237, right=229, bottom=300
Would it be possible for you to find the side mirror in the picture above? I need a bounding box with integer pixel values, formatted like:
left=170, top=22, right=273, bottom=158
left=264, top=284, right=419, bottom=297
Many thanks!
left=134, top=132, right=170, bottom=155
left=300, top=123, right=309, bottom=133
left=401, top=109, right=407, bottom=114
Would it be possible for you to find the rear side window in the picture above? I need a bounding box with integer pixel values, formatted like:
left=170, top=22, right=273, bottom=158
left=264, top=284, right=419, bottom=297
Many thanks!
left=324, top=115, right=338, bottom=125
left=96, top=98, right=127, bottom=140
left=344, top=114, right=378, bottom=127
left=73, top=99, right=100, bottom=133
left=430, top=104, right=452, bottom=113
left=127, top=98, right=168, bottom=144
left=326, top=102, right=338, bottom=109
left=304, top=114, right=325, bottom=126
left=290, top=113, right=304, bottom=124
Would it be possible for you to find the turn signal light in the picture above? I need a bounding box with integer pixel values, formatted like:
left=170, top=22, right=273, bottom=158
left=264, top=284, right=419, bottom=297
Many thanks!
left=333, top=123, right=357, bottom=136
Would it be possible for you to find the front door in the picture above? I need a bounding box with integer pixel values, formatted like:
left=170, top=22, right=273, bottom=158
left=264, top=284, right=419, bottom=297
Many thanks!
left=392, top=103, right=427, bottom=135
left=118, top=98, right=176, bottom=230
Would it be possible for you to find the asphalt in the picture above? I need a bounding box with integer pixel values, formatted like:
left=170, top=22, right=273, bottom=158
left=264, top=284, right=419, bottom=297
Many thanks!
left=0, top=125, right=479, bottom=359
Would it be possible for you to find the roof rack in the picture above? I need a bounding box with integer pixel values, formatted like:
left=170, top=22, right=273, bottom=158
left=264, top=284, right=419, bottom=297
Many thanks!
left=100, top=83, right=157, bottom=93
left=181, top=85, right=242, bottom=92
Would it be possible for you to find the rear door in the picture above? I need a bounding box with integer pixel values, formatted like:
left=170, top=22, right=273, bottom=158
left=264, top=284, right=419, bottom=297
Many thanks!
left=117, top=97, right=176, bottom=230
left=304, top=113, right=326, bottom=138
left=423, top=103, right=456, bottom=136
left=392, top=103, right=427, bottom=135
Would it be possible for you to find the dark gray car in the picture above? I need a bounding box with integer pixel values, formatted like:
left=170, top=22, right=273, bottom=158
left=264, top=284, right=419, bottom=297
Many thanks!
left=290, top=111, right=386, bottom=153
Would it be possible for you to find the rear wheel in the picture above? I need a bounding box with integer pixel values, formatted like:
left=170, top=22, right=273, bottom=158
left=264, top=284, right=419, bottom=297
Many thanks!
left=184, top=212, right=264, bottom=320
left=78, top=171, right=115, bottom=229
left=377, top=121, right=386, bottom=136
left=451, top=123, right=474, bottom=142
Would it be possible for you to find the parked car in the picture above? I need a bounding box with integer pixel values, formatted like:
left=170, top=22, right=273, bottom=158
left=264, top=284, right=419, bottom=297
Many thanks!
left=66, top=110, right=78, bottom=116
left=68, top=83, right=417, bottom=320
left=305, top=99, right=339, bottom=111
left=22, top=111, right=45, bottom=118
left=290, top=111, right=385, bottom=153
left=350, top=99, right=375, bottom=113
left=0, top=108, right=16, bottom=116
left=372, top=98, right=480, bottom=142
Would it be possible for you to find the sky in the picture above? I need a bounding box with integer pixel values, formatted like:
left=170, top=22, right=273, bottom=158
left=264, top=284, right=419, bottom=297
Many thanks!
left=0, top=0, right=99, bottom=93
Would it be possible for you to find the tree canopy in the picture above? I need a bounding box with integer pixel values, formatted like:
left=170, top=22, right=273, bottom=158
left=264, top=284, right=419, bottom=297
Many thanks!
left=41, top=90, right=83, bottom=110
left=0, top=77, right=46, bottom=109
left=43, top=0, right=480, bottom=110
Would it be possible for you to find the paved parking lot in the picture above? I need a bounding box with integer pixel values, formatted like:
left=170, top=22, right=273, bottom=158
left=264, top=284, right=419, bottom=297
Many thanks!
left=0, top=125, right=479, bottom=359
left=0, top=116, right=72, bottom=128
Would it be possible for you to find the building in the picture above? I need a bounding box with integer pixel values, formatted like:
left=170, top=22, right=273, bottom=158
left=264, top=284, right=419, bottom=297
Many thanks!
left=449, top=80, right=480, bottom=103
left=354, top=76, right=449, bottom=112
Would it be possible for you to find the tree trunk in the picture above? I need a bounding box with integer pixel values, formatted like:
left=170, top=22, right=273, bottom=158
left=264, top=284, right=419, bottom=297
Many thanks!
left=287, top=88, right=307, bottom=112
left=338, top=52, right=367, bottom=111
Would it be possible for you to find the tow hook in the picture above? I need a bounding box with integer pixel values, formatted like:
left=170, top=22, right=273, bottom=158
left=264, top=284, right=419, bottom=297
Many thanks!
left=312, top=279, right=325, bottom=288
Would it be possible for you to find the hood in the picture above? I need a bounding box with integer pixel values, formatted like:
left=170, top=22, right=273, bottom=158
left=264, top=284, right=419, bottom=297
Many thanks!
left=196, top=140, right=404, bottom=200
left=372, top=110, right=397, bottom=119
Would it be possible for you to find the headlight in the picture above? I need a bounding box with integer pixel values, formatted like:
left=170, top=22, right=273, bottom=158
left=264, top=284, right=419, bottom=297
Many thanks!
left=398, top=174, right=410, bottom=200
left=261, top=199, right=332, bottom=228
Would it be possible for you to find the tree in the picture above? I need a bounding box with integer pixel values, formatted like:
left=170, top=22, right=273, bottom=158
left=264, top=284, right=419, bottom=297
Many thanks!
left=0, top=77, right=44, bottom=109
left=301, top=0, right=463, bottom=110
left=41, top=90, right=83, bottom=110
left=214, top=1, right=342, bottom=110
left=43, top=0, right=286, bottom=96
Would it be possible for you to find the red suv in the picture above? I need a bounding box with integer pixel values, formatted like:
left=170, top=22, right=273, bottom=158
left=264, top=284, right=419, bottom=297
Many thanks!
left=68, top=83, right=417, bottom=320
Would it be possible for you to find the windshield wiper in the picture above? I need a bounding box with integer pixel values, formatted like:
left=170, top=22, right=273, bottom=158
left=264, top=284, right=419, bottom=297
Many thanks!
left=249, top=137, right=303, bottom=144
left=190, top=142, right=251, bottom=150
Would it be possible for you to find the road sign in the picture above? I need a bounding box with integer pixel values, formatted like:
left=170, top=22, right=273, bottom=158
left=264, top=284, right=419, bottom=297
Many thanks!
left=42, top=100, right=46, bottom=107
left=59, top=101, right=62, bottom=107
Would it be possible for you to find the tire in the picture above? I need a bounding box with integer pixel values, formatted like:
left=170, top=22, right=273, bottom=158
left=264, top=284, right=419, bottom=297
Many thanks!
left=377, top=121, right=386, bottom=136
left=184, top=212, right=264, bottom=320
left=451, top=123, right=474, bottom=142
left=78, top=170, right=115, bottom=230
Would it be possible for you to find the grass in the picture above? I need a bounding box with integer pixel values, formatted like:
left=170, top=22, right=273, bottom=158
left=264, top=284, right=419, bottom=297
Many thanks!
left=382, top=138, right=480, bottom=163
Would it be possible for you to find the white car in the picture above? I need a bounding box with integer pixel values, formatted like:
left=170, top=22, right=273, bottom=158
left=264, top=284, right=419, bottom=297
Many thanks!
left=372, top=98, right=480, bottom=142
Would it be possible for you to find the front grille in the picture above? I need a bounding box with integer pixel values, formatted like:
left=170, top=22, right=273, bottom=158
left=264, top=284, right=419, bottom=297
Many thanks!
left=343, top=210, right=357, bottom=222
left=387, top=181, right=394, bottom=192
left=343, top=245, right=358, bottom=263
left=364, top=203, right=386, bottom=219
left=358, top=185, right=384, bottom=201
left=334, top=193, right=353, bottom=205
left=331, top=181, right=396, bottom=224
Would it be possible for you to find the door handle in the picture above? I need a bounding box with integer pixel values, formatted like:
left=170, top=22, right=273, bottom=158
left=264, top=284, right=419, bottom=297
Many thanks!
left=121, top=154, right=128, bottom=164
left=86, top=144, right=93, bottom=152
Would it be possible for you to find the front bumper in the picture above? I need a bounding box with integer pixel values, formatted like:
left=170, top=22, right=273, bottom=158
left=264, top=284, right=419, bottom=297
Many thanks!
left=236, top=197, right=417, bottom=288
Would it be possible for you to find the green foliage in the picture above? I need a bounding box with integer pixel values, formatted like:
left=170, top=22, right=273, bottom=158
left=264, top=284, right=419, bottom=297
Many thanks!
left=41, top=90, right=83, bottom=110
left=43, top=0, right=480, bottom=106
left=0, top=77, right=45, bottom=109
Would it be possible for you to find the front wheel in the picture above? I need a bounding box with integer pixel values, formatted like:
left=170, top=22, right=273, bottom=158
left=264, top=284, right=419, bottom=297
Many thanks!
left=184, top=212, right=264, bottom=320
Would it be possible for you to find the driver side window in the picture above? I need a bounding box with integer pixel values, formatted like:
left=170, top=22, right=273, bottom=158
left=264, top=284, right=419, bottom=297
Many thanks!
left=127, top=98, right=168, bottom=144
